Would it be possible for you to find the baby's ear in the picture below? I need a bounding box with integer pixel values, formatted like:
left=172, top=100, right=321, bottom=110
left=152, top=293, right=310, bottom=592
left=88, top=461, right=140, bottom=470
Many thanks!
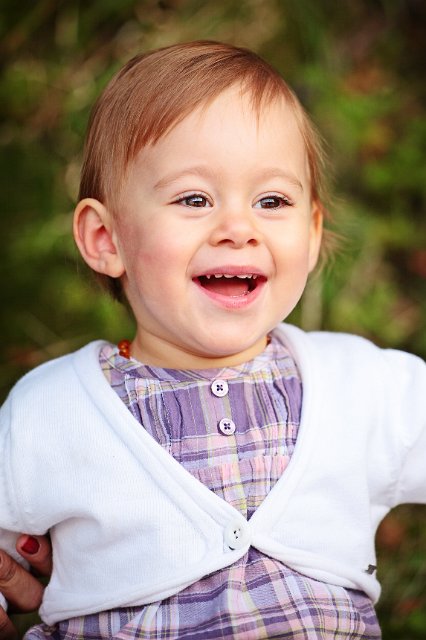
left=308, top=199, right=324, bottom=273
left=73, top=198, right=125, bottom=277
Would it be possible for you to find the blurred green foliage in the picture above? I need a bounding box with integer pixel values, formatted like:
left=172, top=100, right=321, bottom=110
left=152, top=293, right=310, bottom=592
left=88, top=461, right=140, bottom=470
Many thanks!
left=0, top=0, right=425, bottom=637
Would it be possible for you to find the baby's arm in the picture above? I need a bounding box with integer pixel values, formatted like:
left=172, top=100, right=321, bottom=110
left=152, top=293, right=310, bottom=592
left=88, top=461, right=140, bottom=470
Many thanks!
left=0, top=390, right=47, bottom=618
left=386, top=348, right=426, bottom=506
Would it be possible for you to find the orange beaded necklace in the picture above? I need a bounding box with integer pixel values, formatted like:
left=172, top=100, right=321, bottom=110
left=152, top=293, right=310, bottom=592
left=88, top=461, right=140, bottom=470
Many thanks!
left=117, top=339, right=131, bottom=359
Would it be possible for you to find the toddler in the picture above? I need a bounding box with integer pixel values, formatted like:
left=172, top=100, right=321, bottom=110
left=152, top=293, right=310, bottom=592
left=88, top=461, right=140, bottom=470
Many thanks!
left=1, top=41, right=425, bottom=640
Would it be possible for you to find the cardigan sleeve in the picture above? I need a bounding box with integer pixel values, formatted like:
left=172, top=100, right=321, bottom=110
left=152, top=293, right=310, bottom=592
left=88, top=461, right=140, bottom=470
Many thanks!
left=387, top=348, right=426, bottom=505
left=0, top=392, right=31, bottom=611
left=0, top=394, right=21, bottom=532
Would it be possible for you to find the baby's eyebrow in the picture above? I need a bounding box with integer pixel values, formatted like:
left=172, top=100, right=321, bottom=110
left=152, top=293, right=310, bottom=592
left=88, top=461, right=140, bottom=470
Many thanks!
left=153, top=166, right=304, bottom=192
left=153, top=166, right=215, bottom=191
left=255, top=168, right=304, bottom=192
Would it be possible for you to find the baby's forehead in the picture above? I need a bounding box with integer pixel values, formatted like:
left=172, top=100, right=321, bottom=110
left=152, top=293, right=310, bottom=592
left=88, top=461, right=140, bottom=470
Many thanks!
left=121, top=88, right=311, bottom=196
left=147, top=86, right=303, bottom=152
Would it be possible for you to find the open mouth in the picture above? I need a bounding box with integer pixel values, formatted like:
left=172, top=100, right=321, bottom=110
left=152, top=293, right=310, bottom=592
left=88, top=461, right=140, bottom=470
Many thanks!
left=195, top=273, right=264, bottom=297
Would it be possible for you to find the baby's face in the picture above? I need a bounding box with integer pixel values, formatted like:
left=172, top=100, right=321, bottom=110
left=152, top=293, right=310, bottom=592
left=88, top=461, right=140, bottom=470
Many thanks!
left=112, top=86, right=322, bottom=368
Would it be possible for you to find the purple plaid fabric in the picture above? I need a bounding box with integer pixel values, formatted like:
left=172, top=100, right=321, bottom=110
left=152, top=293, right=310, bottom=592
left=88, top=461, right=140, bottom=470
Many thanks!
left=25, top=330, right=381, bottom=639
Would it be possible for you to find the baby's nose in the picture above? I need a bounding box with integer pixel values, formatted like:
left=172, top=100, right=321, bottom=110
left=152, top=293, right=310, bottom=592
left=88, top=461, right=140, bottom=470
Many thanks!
left=209, top=208, right=261, bottom=248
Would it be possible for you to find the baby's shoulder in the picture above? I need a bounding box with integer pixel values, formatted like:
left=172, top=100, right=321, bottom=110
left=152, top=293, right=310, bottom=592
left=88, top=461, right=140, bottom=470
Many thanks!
left=4, top=341, right=104, bottom=410
left=278, top=322, right=383, bottom=356
left=278, top=323, right=425, bottom=378
left=308, top=329, right=392, bottom=367
left=309, top=328, right=424, bottom=370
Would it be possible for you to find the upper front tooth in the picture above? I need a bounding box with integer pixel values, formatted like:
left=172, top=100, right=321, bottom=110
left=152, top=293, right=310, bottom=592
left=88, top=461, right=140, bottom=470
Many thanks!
left=211, top=273, right=256, bottom=279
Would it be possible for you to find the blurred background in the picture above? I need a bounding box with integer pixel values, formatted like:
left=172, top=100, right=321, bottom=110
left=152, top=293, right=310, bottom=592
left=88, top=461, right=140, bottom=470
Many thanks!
left=0, top=0, right=425, bottom=637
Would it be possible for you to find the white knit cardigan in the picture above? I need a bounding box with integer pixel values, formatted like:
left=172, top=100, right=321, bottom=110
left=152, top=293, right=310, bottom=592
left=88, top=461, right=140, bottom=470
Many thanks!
left=0, top=324, right=425, bottom=625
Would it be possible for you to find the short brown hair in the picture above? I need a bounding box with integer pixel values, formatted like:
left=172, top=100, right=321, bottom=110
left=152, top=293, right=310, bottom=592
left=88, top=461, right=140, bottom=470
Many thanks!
left=78, top=41, right=329, bottom=298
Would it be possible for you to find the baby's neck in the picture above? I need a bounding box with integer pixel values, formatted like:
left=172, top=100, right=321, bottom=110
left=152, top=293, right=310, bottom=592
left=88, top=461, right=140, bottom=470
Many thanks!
left=129, top=334, right=269, bottom=370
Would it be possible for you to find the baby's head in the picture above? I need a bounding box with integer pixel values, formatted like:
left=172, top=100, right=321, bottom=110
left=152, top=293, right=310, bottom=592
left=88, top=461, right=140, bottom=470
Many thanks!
left=74, top=41, right=326, bottom=367
left=78, top=42, right=327, bottom=292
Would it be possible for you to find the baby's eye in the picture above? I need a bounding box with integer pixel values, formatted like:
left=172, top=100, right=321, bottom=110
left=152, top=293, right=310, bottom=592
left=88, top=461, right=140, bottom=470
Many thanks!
left=175, top=193, right=211, bottom=208
left=254, top=195, right=293, bottom=209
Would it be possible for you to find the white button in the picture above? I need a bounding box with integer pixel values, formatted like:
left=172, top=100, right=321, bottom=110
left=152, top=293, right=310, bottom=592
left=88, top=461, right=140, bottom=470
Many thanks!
left=211, top=379, right=229, bottom=397
left=218, top=418, right=236, bottom=435
left=224, top=522, right=249, bottom=550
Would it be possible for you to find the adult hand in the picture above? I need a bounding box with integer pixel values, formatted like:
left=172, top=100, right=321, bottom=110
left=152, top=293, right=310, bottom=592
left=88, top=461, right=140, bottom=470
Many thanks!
left=0, top=534, right=52, bottom=640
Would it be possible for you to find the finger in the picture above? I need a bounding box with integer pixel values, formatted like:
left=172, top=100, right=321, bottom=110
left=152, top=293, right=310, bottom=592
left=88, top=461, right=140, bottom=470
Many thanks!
left=16, top=535, right=52, bottom=577
left=0, top=550, right=44, bottom=612
left=0, top=607, right=18, bottom=640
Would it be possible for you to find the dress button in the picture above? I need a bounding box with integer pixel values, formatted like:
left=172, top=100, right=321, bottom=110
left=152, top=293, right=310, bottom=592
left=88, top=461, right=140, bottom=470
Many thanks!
left=211, top=379, right=229, bottom=397
left=224, top=521, right=249, bottom=550
left=218, top=418, right=236, bottom=435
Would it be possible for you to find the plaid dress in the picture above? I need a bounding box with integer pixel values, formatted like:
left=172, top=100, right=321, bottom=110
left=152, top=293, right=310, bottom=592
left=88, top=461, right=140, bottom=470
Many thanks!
left=26, top=330, right=381, bottom=639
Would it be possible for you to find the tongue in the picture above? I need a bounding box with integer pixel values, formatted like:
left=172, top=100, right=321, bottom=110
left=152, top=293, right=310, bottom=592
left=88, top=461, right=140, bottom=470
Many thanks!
left=200, top=277, right=249, bottom=296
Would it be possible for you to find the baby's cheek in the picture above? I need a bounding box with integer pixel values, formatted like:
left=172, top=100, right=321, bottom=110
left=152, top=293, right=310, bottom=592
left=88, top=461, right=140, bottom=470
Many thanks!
left=129, top=250, right=174, bottom=293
